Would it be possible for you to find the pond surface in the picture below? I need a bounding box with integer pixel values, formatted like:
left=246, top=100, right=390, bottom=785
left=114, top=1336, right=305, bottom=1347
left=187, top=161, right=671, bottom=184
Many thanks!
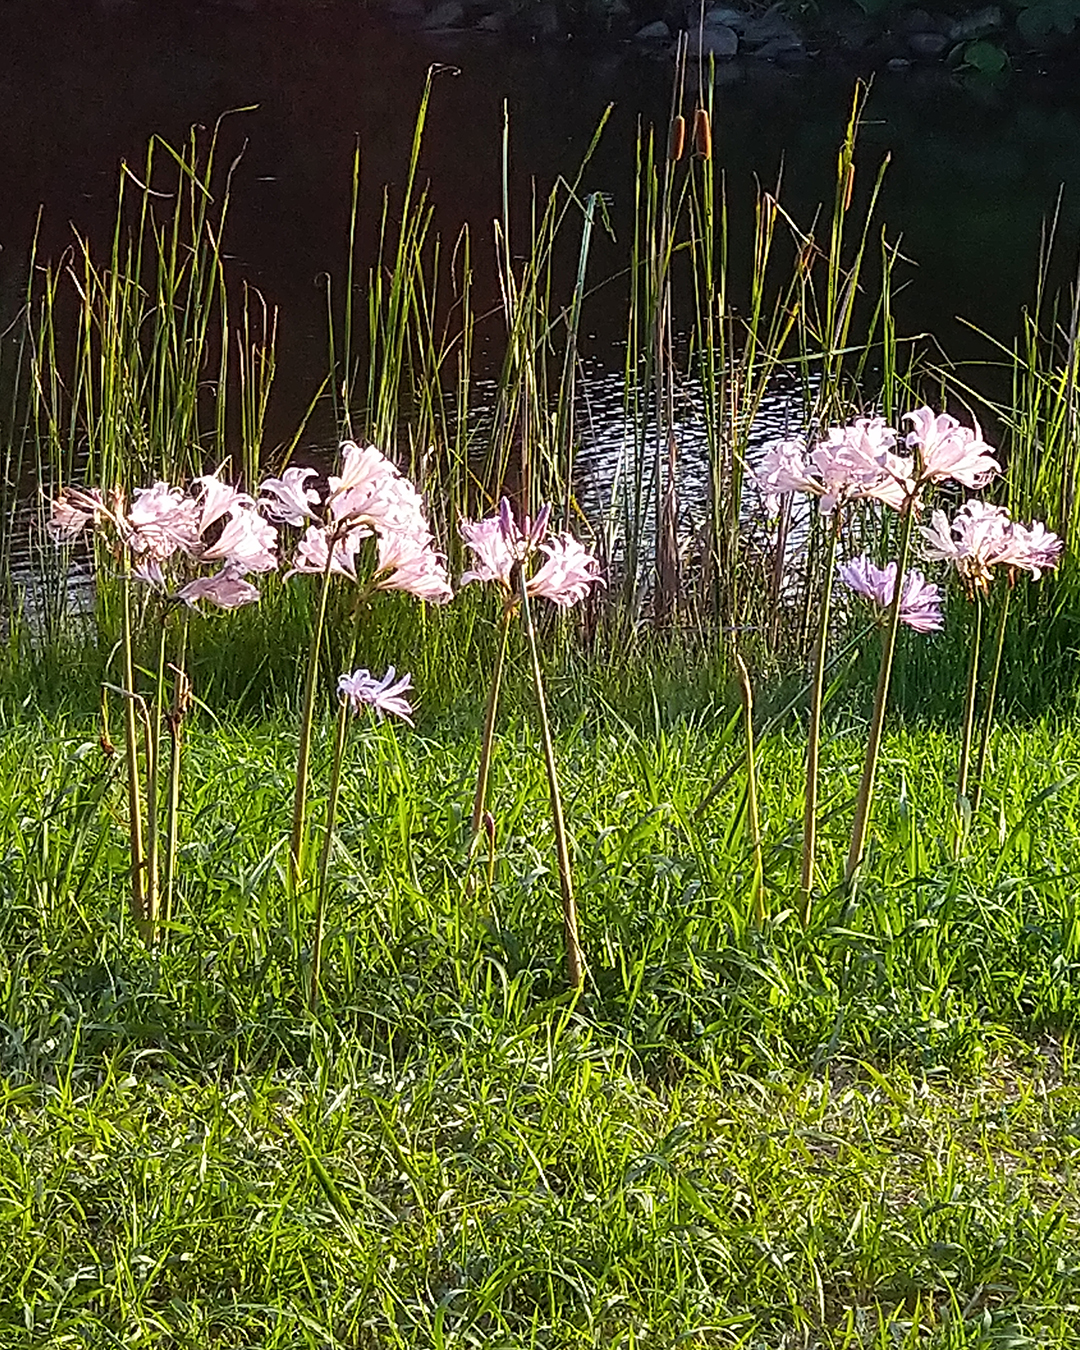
left=4, top=0, right=1080, bottom=453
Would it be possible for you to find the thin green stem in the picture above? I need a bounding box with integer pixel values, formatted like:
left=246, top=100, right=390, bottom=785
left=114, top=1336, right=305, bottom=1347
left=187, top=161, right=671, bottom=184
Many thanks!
left=973, top=581, right=1011, bottom=816
left=845, top=501, right=917, bottom=885
left=735, top=652, right=765, bottom=927
left=517, top=567, right=584, bottom=992
left=289, top=556, right=337, bottom=909
left=471, top=600, right=513, bottom=842
left=163, top=612, right=190, bottom=942
left=120, top=566, right=147, bottom=933
left=955, top=589, right=984, bottom=851
left=311, top=600, right=366, bottom=1012
left=800, top=514, right=839, bottom=922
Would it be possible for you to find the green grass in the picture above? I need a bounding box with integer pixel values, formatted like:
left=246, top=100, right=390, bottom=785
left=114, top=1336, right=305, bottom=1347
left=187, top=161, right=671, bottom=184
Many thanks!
left=3, top=694, right=1080, bottom=1346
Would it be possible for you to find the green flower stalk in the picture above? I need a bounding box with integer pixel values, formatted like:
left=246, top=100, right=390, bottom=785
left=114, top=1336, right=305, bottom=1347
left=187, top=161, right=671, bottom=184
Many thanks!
left=973, top=583, right=1011, bottom=817
left=458, top=499, right=602, bottom=992
left=735, top=652, right=765, bottom=928
left=517, top=565, right=585, bottom=991
left=954, top=588, right=983, bottom=851
left=800, top=513, right=839, bottom=923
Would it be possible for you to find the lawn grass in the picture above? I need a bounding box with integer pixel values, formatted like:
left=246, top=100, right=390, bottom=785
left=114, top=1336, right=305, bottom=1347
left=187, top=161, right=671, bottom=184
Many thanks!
left=2, top=688, right=1079, bottom=1347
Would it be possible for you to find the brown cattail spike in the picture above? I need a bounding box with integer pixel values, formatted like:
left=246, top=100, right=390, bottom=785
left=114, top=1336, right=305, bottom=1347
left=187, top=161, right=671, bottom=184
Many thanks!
left=693, top=107, right=712, bottom=161
left=668, top=115, right=686, bottom=162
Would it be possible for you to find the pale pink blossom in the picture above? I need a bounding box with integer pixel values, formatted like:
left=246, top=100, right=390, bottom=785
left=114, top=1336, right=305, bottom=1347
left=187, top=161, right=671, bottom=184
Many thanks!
left=1000, top=519, right=1063, bottom=578
left=126, top=482, right=200, bottom=561
left=755, top=419, right=912, bottom=514
left=918, top=500, right=1012, bottom=592
left=258, top=466, right=321, bottom=527
left=47, top=486, right=106, bottom=541
left=200, top=506, right=278, bottom=573
left=338, top=666, right=414, bottom=724
left=838, top=556, right=944, bottom=632
left=921, top=500, right=1063, bottom=589
left=904, top=407, right=999, bottom=489
left=326, top=441, right=428, bottom=541
left=459, top=501, right=599, bottom=608
left=194, top=472, right=254, bottom=534
left=459, top=514, right=516, bottom=589
left=285, top=523, right=361, bottom=581
left=374, top=529, right=453, bottom=604
left=528, top=534, right=603, bottom=608
left=176, top=570, right=260, bottom=611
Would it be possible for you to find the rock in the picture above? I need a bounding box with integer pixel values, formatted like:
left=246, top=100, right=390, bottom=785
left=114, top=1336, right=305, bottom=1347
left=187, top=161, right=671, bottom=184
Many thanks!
left=948, top=5, right=1003, bottom=40
left=751, top=34, right=806, bottom=58
left=635, top=19, right=672, bottom=40
left=475, top=9, right=507, bottom=31
left=738, top=5, right=802, bottom=44
left=421, top=0, right=465, bottom=29
left=907, top=29, right=948, bottom=56
left=703, top=5, right=744, bottom=28
left=887, top=55, right=912, bottom=70
left=691, top=23, right=738, bottom=56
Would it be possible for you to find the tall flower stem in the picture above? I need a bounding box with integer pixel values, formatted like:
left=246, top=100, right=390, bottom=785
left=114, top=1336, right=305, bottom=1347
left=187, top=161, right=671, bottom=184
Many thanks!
left=954, top=588, right=983, bottom=853
left=973, top=582, right=1011, bottom=816
left=845, top=500, right=917, bottom=885
left=289, top=551, right=338, bottom=912
left=310, top=598, right=366, bottom=1013
left=163, top=612, right=190, bottom=942
left=800, top=514, right=839, bottom=923
left=517, top=566, right=584, bottom=992
left=471, top=601, right=513, bottom=843
left=120, top=566, right=147, bottom=933
left=735, top=652, right=766, bottom=928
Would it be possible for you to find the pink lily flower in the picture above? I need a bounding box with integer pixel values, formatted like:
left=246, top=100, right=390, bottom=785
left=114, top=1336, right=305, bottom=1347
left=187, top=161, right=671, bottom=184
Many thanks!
left=838, top=556, right=944, bottom=632
left=338, top=666, right=415, bottom=724
left=176, top=570, right=260, bottom=611
left=904, top=407, right=1000, bottom=489
left=258, top=466, right=321, bottom=527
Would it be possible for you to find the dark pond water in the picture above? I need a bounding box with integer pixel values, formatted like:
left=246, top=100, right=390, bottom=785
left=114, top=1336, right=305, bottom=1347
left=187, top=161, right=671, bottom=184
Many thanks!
left=5, top=0, right=1080, bottom=451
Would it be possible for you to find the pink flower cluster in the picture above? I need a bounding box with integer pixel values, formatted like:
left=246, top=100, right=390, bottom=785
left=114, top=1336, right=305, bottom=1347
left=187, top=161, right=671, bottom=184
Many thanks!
left=919, top=499, right=1063, bottom=592
left=279, top=441, right=452, bottom=604
left=756, top=405, right=1001, bottom=515
left=459, top=499, right=602, bottom=608
left=49, top=473, right=275, bottom=611
left=48, top=441, right=453, bottom=611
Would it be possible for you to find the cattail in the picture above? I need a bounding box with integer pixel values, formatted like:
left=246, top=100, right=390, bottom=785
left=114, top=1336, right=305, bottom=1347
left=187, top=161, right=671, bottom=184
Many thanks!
left=668, top=115, right=686, bottom=162
left=693, top=107, right=712, bottom=160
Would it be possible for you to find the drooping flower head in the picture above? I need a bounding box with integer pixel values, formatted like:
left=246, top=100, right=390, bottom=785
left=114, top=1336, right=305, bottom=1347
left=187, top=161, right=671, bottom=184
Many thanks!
left=838, top=555, right=944, bottom=633
left=919, top=499, right=1062, bottom=594
left=176, top=569, right=261, bottom=611
left=338, top=666, right=414, bottom=725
